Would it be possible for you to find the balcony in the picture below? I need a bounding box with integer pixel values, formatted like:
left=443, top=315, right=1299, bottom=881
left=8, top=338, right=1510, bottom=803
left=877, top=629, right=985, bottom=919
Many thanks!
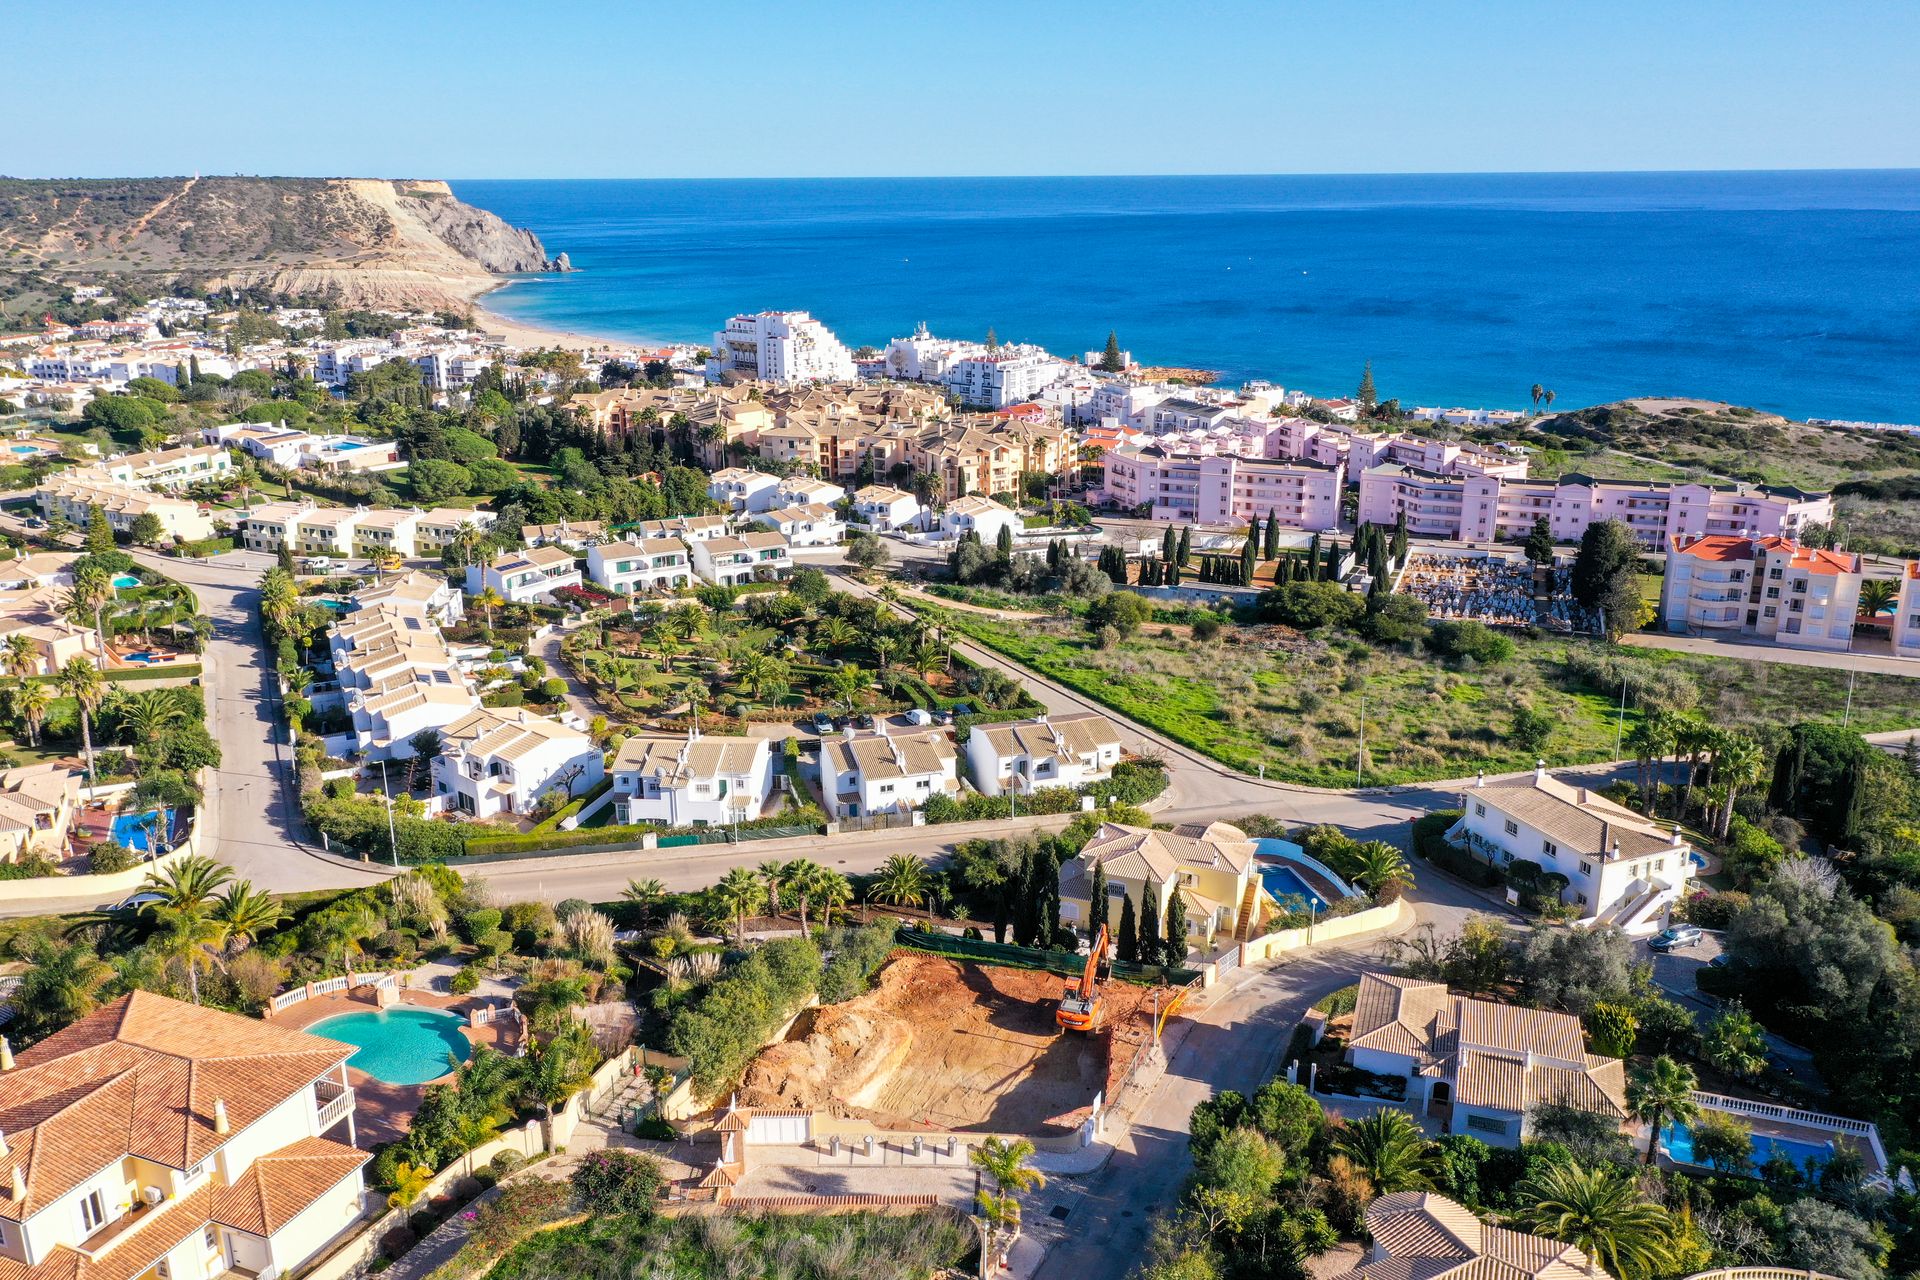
left=314, top=1077, right=354, bottom=1132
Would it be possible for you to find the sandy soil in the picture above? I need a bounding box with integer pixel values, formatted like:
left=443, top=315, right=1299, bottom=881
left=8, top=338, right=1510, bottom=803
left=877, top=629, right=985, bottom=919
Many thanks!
left=737, top=953, right=1157, bottom=1135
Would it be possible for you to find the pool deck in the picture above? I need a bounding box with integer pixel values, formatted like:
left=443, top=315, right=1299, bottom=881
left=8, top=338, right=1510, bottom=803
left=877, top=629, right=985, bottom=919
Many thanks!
left=274, top=987, right=522, bottom=1148
left=1254, top=855, right=1349, bottom=908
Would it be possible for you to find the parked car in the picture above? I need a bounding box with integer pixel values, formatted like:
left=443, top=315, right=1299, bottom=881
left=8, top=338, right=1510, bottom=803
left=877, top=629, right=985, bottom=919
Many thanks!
left=113, top=891, right=167, bottom=913
left=853, top=712, right=875, bottom=730
left=809, top=712, right=835, bottom=736
left=1648, top=924, right=1703, bottom=952
left=933, top=709, right=955, bottom=726
left=904, top=708, right=933, bottom=726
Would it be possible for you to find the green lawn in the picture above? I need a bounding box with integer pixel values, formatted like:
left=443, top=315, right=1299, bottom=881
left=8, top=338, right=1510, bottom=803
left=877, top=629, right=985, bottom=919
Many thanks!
left=942, top=612, right=1920, bottom=787
left=485, top=1211, right=972, bottom=1280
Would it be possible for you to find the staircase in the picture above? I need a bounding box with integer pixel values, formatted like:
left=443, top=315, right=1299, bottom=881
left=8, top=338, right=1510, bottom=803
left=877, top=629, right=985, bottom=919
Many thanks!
left=1232, top=880, right=1263, bottom=942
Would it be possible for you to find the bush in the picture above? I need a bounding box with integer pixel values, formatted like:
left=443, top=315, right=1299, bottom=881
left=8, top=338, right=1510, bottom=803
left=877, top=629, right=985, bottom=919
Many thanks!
left=87, top=840, right=136, bottom=875
left=475, top=929, right=513, bottom=959
left=459, top=908, right=503, bottom=942
left=665, top=937, right=822, bottom=1094
left=569, top=1149, right=664, bottom=1218
left=1429, top=620, right=1515, bottom=664
left=818, top=924, right=896, bottom=1003
left=448, top=965, right=481, bottom=995
left=1682, top=889, right=1749, bottom=930
left=1256, top=581, right=1363, bottom=630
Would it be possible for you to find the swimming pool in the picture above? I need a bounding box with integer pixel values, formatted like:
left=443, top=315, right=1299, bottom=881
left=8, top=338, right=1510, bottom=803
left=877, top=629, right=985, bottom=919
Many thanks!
left=307, top=1007, right=473, bottom=1085
left=329, top=440, right=368, bottom=451
left=1662, top=1120, right=1832, bottom=1175
left=110, top=808, right=170, bottom=853
left=317, top=598, right=350, bottom=612
left=8, top=444, right=43, bottom=455
left=121, top=650, right=163, bottom=664
left=1257, top=863, right=1330, bottom=912
left=111, top=574, right=141, bottom=589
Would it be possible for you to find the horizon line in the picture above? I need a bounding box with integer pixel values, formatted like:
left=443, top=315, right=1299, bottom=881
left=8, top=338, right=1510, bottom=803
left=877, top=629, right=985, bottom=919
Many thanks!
left=7, top=166, right=1920, bottom=183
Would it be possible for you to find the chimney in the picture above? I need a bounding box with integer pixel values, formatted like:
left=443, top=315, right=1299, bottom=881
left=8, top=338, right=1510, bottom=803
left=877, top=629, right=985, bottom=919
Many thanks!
left=8, top=1167, right=21, bottom=1202
left=1475, top=772, right=1485, bottom=788
left=0, top=1128, right=8, bottom=1158
left=1671, top=827, right=1685, bottom=847
left=0, top=1037, right=12, bottom=1071
left=213, top=1099, right=230, bottom=1136
left=1534, top=759, right=1547, bottom=783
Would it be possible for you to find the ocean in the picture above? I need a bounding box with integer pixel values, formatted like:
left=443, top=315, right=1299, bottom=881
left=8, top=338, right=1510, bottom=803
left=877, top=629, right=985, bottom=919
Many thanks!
left=454, top=172, right=1920, bottom=423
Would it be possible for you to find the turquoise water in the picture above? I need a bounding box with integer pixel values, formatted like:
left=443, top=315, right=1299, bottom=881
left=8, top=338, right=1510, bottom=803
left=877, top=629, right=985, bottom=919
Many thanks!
left=111, top=574, right=140, bottom=588
left=330, top=440, right=368, bottom=451
left=9, top=445, right=41, bottom=455
left=456, top=172, right=1920, bottom=422
left=307, top=1007, right=472, bottom=1085
left=1662, top=1120, right=1832, bottom=1175
left=1252, top=837, right=1344, bottom=910
left=110, top=807, right=170, bottom=853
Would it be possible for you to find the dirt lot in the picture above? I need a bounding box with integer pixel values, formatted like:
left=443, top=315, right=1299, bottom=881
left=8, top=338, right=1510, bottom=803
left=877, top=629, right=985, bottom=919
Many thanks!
left=738, top=952, right=1158, bottom=1135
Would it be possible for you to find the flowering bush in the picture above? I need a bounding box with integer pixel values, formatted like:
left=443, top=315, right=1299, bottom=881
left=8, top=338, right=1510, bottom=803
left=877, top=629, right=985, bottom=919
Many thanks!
left=569, top=1149, right=665, bottom=1219
left=466, top=1177, right=571, bottom=1255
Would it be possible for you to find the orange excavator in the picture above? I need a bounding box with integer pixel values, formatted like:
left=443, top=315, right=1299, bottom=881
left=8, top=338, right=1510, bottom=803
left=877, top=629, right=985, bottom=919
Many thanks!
left=1056, top=923, right=1110, bottom=1032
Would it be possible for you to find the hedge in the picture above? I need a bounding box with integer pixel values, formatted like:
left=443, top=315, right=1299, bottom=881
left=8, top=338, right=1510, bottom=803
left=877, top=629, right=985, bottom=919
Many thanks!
left=527, top=777, right=611, bottom=834
left=922, top=760, right=1169, bottom=826
left=29, top=663, right=205, bottom=685
left=1411, top=809, right=1504, bottom=888
left=664, top=936, right=822, bottom=1094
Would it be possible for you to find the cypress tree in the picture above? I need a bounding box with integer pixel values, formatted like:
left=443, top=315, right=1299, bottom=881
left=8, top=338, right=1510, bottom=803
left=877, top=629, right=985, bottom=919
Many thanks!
left=1163, top=885, right=1188, bottom=967
left=1241, top=537, right=1257, bottom=585
left=1390, top=518, right=1408, bottom=565
left=1309, top=533, right=1322, bottom=564
left=1176, top=525, right=1191, bottom=566
left=1117, top=894, right=1138, bottom=963
left=85, top=505, right=116, bottom=556
left=1047, top=539, right=1061, bottom=572
left=995, top=523, right=1014, bottom=562
left=189, top=354, right=202, bottom=382
left=1162, top=526, right=1177, bottom=565
left=1013, top=845, right=1040, bottom=946
left=1264, top=510, right=1280, bottom=560
left=174, top=361, right=189, bottom=388
left=1139, top=889, right=1162, bottom=969
left=1324, top=539, right=1341, bottom=582
left=1090, top=860, right=1109, bottom=934
left=1166, top=555, right=1181, bottom=587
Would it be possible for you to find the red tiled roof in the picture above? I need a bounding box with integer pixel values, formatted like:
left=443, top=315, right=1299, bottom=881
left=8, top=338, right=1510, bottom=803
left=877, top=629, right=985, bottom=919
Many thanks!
left=211, top=1136, right=368, bottom=1237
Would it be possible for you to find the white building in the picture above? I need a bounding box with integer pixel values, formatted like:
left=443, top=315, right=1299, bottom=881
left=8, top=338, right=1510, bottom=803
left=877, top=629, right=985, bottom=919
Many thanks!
left=631, top=514, right=729, bottom=544
left=0, top=991, right=368, bottom=1280
left=943, top=351, right=1070, bottom=409
left=430, top=706, right=604, bottom=820
left=821, top=730, right=958, bottom=819
left=1660, top=534, right=1864, bottom=653
left=33, top=473, right=216, bottom=543
left=690, top=531, right=792, bottom=585
left=465, top=545, right=582, bottom=604
left=757, top=503, right=843, bottom=548
left=1449, top=766, right=1695, bottom=934
left=849, top=484, right=922, bottom=531
left=610, top=731, right=774, bottom=827
left=349, top=570, right=465, bottom=626
left=708, top=311, right=856, bottom=385
left=707, top=468, right=782, bottom=514
left=964, top=711, right=1124, bottom=797
left=939, top=495, right=1022, bottom=545
left=1344, top=972, right=1628, bottom=1149
left=98, top=444, right=232, bottom=491
left=772, top=476, right=846, bottom=509
left=586, top=536, right=693, bottom=595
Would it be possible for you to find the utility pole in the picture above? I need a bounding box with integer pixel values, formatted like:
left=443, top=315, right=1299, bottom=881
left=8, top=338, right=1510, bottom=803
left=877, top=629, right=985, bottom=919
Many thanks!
left=1844, top=669, right=1856, bottom=725
left=1356, top=687, right=1366, bottom=788
left=379, top=759, right=399, bottom=867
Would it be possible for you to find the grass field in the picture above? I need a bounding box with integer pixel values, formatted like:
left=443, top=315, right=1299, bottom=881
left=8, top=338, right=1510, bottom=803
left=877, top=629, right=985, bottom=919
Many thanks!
left=941, top=611, right=1920, bottom=786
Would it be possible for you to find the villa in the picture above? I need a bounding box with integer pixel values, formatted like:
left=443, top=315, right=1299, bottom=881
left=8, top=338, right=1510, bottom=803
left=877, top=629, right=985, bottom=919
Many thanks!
left=610, top=731, right=774, bottom=827
left=0, top=762, right=80, bottom=865
left=690, top=531, right=792, bottom=586
left=1344, top=971, right=1629, bottom=1148
left=1449, top=765, right=1695, bottom=933
left=939, top=495, right=1022, bottom=545
left=1331, top=1192, right=1598, bottom=1280
left=586, top=536, right=693, bottom=595
left=849, top=484, right=921, bottom=531
left=964, top=711, right=1123, bottom=797
left=430, top=706, right=603, bottom=820
left=707, top=468, right=782, bottom=514
left=756, top=503, right=843, bottom=548
left=0, top=587, right=104, bottom=675
left=1058, top=820, right=1270, bottom=954
left=465, top=545, right=583, bottom=604
left=0, top=991, right=367, bottom=1280
left=820, top=730, right=957, bottom=820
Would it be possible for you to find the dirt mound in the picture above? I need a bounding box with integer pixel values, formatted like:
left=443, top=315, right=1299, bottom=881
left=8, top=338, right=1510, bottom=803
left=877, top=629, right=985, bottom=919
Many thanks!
left=736, top=952, right=1156, bottom=1135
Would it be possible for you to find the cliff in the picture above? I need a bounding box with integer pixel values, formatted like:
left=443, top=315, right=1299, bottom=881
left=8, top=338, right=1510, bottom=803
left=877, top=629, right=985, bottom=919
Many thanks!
left=0, top=176, right=564, bottom=311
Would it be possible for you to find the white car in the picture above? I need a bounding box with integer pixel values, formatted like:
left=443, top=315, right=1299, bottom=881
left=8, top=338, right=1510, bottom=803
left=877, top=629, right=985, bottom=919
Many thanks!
left=904, top=708, right=933, bottom=726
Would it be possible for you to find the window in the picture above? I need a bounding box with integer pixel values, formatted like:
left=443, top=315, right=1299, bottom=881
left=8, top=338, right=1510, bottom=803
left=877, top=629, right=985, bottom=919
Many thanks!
left=1503, top=819, right=1518, bottom=836
left=1541, top=840, right=1558, bottom=858
left=1578, top=860, right=1593, bottom=875
left=1465, top=1114, right=1508, bottom=1136
left=1474, top=802, right=1485, bottom=817
left=205, top=1226, right=219, bottom=1251
left=80, top=1189, right=107, bottom=1233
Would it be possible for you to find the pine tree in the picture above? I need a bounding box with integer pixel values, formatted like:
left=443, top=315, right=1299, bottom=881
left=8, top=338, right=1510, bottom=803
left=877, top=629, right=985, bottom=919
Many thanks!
left=1090, top=861, right=1109, bottom=934
left=1264, top=510, right=1280, bottom=560
left=1176, top=525, right=1191, bottom=566
left=1357, top=360, right=1377, bottom=408
left=1163, top=886, right=1188, bottom=967
left=986, top=326, right=999, bottom=351
left=1100, top=330, right=1125, bottom=374
left=1139, top=889, right=1161, bottom=969
left=1524, top=515, right=1554, bottom=565
left=1117, top=894, right=1138, bottom=963
left=85, top=505, right=115, bottom=556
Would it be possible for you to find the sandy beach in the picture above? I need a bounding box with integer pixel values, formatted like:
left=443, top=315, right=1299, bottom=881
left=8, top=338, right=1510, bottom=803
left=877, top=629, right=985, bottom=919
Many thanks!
left=471, top=282, right=669, bottom=357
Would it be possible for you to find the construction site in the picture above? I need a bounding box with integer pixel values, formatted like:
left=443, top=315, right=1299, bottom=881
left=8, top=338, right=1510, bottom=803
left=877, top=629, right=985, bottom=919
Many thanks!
left=736, top=951, right=1161, bottom=1136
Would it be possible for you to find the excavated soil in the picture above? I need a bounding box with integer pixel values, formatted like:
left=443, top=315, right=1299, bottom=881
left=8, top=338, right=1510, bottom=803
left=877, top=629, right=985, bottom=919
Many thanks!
left=738, top=952, right=1157, bottom=1134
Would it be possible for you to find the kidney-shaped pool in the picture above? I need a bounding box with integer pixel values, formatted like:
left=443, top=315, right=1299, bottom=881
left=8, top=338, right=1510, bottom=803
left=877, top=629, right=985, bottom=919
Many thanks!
left=307, top=1007, right=473, bottom=1085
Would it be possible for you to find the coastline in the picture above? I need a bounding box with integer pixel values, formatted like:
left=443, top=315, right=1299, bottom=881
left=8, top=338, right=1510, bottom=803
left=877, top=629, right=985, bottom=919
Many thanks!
left=469, top=279, right=668, bottom=356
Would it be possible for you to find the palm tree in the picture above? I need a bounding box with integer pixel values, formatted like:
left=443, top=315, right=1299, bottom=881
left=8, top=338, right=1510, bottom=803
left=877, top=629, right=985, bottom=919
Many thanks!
left=758, top=859, right=788, bottom=918
left=1513, top=1160, right=1675, bottom=1278
left=1711, top=733, right=1765, bottom=839
left=1626, top=1055, right=1699, bottom=1165
left=518, top=1023, right=598, bottom=1123
left=213, top=880, right=285, bottom=952
left=870, top=854, right=931, bottom=909
left=1350, top=841, right=1414, bottom=897
left=450, top=521, right=489, bottom=568
left=14, top=935, right=115, bottom=1041
left=971, top=1135, right=1047, bottom=1195
left=814, top=616, right=856, bottom=655
left=148, top=901, right=226, bottom=1004
left=2, top=633, right=38, bottom=681
left=1624, top=707, right=1681, bottom=813
left=975, top=1188, right=1022, bottom=1274
left=118, top=689, right=187, bottom=743
left=871, top=636, right=897, bottom=672
left=828, top=664, right=866, bottom=714
left=1859, top=578, right=1897, bottom=620
left=717, top=866, right=762, bottom=944
left=816, top=870, right=853, bottom=929
left=1330, top=1108, right=1436, bottom=1193
left=67, top=564, right=114, bottom=670
left=474, top=586, right=505, bottom=632
left=14, top=678, right=49, bottom=747
left=57, top=658, right=106, bottom=786
left=781, top=858, right=826, bottom=935
left=144, top=853, right=236, bottom=909
left=622, top=877, right=666, bottom=927
left=1674, top=716, right=1714, bottom=823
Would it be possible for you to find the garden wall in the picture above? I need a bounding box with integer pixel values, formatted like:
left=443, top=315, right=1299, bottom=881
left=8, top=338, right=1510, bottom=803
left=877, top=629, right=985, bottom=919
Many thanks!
left=1237, top=898, right=1411, bottom=965
left=5, top=824, right=201, bottom=906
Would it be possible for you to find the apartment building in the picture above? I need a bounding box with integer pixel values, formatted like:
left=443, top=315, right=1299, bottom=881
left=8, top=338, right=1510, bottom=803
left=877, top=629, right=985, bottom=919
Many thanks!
left=610, top=731, right=774, bottom=827
left=690, top=532, right=791, bottom=585
left=33, top=473, right=216, bottom=543
left=942, top=351, right=1071, bottom=409
left=431, top=706, right=603, bottom=819
left=1660, top=534, right=1864, bottom=652
left=757, top=504, right=843, bottom=548
left=1449, top=766, right=1695, bottom=934
left=964, top=711, right=1123, bottom=798
left=291, top=508, right=363, bottom=557
left=849, top=484, right=922, bottom=531
left=939, top=495, right=1022, bottom=545
left=1058, top=820, right=1268, bottom=953
left=522, top=521, right=606, bottom=551
left=329, top=578, right=479, bottom=760
left=0, top=991, right=367, bottom=1280
left=707, top=468, right=782, bottom=514
left=585, top=536, right=692, bottom=595
left=465, top=545, right=582, bottom=604
left=820, top=730, right=958, bottom=819
left=1101, top=446, right=1342, bottom=530
left=413, top=509, right=497, bottom=558
left=708, top=312, right=856, bottom=385
left=97, top=444, right=232, bottom=491
left=349, top=508, right=425, bottom=560
left=772, top=476, right=846, bottom=509
left=630, top=514, right=728, bottom=544
left=348, top=571, right=465, bottom=627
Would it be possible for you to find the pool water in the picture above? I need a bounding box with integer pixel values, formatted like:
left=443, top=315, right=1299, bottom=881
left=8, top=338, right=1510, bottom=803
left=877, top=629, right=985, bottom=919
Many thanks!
left=110, top=808, right=170, bottom=853
left=1257, top=863, right=1330, bottom=912
left=111, top=574, right=141, bottom=589
left=307, top=1007, right=472, bottom=1085
left=1662, top=1120, right=1832, bottom=1175
left=122, top=650, right=162, bottom=664
left=317, top=598, right=351, bottom=612
left=9, top=444, right=42, bottom=455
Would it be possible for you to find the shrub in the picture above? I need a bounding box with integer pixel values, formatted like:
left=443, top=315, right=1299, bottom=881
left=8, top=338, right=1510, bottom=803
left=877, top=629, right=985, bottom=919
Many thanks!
left=1256, top=581, right=1363, bottom=630
left=569, top=1149, right=664, bottom=1219
left=448, top=965, right=481, bottom=995
left=475, top=929, right=513, bottom=959
left=459, top=908, right=503, bottom=942
left=818, top=924, right=896, bottom=1003
left=87, top=840, right=136, bottom=875
left=666, top=937, right=823, bottom=1094
left=1429, top=620, right=1515, bottom=664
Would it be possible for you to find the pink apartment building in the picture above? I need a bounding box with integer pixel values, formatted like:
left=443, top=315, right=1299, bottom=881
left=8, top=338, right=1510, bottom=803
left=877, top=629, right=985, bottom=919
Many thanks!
left=1357, top=466, right=1832, bottom=546
left=1102, top=445, right=1342, bottom=530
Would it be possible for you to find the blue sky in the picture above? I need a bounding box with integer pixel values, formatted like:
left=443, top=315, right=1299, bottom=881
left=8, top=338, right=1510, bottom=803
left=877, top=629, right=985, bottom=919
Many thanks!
left=7, top=0, right=1917, bottom=178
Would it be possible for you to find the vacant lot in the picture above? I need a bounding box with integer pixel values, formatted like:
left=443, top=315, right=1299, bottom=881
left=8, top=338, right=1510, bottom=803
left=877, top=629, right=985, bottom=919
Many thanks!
left=738, top=952, right=1152, bottom=1134
left=943, top=613, right=1920, bottom=787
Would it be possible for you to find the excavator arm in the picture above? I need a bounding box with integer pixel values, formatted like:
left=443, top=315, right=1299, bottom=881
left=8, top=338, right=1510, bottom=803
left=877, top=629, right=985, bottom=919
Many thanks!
left=1056, top=923, right=1110, bottom=1031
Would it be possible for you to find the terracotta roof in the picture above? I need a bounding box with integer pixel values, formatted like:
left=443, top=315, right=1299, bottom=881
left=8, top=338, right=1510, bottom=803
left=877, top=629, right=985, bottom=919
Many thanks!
left=1466, top=771, right=1682, bottom=860
left=974, top=712, right=1122, bottom=767
left=0, top=1185, right=215, bottom=1280
left=1329, top=1192, right=1597, bottom=1280
left=1078, top=821, right=1255, bottom=887
left=0, top=993, right=351, bottom=1217
left=1349, top=974, right=1453, bottom=1060
left=211, top=1136, right=368, bottom=1236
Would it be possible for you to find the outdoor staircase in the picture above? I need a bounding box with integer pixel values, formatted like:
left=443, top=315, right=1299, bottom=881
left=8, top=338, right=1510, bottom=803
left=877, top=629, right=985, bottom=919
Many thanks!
left=1231, top=880, right=1262, bottom=942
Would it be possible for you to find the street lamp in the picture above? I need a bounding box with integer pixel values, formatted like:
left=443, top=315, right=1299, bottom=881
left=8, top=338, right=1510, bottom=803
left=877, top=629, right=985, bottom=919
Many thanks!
left=378, top=759, right=399, bottom=867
